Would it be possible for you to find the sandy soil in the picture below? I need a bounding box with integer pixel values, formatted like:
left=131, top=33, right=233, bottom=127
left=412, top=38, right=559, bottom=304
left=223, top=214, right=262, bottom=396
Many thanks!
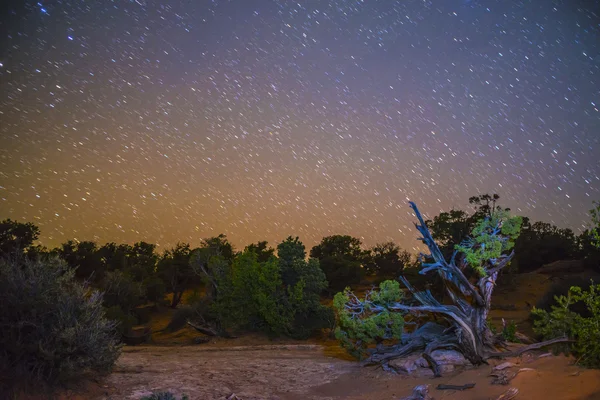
left=55, top=264, right=600, bottom=400
left=69, top=344, right=600, bottom=400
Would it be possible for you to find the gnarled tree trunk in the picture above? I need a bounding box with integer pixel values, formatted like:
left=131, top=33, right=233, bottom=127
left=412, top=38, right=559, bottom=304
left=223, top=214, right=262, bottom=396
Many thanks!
left=356, top=202, right=567, bottom=374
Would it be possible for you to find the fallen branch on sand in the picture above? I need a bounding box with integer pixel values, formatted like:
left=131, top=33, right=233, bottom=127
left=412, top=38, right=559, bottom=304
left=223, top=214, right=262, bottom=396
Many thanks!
left=186, top=320, right=237, bottom=339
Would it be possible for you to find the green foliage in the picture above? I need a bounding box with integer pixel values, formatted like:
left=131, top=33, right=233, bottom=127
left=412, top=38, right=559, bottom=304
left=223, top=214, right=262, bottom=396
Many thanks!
left=0, top=256, right=121, bottom=388
left=141, top=392, right=189, bottom=400
left=532, top=282, right=600, bottom=368
left=426, top=209, right=474, bottom=259
left=455, top=210, right=522, bottom=277
left=189, top=239, right=332, bottom=339
left=283, top=258, right=334, bottom=339
left=501, top=320, right=519, bottom=343
left=277, top=236, right=306, bottom=270
left=333, top=280, right=404, bottom=359
left=225, top=252, right=289, bottom=335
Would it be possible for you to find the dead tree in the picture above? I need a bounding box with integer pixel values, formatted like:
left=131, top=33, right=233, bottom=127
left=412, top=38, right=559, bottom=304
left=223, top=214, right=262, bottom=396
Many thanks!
left=345, top=202, right=567, bottom=374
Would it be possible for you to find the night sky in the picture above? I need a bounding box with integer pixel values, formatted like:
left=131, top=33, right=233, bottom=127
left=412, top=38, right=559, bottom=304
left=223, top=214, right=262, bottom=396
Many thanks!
left=1, top=0, right=599, bottom=252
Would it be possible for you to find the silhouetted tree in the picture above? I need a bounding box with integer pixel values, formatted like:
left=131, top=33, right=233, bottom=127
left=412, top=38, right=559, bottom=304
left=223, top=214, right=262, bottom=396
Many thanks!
left=426, top=209, right=473, bottom=259
left=310, top=235, right=367, bottom=292
left=157, top=242, right=195, bottom=308
left=366, top=241, right=411, bottom=278
left=58, top=240, right=105, bottom=282
left=97, top=242, right=131, bottom=272
left=125, top=241, right=158, bottom=282
left=190, top=234, right=235, bottom=300
left=513, top=221, right=578, bottom=272
left=244, top=241, right=275, bottom=263
left=277, top=236, right=307, bottom=285
left=0, top=219, right=40, bottom=257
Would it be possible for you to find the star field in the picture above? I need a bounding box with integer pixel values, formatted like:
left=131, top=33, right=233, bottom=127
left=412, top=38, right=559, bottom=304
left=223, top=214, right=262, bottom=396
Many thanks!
left=1, top=0, right=599, bottom=251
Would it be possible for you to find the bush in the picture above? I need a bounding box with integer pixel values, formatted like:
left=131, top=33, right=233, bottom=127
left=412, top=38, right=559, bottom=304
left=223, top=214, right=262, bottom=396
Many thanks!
left=104, top=306, right=137, bottom=335
left=0, top=256, right=121, bottom=391
left=333, top=280, right=404, bottom=359
left=531, top=282, right=600, bottom=368
left=102, top=270, right=145, bottom=311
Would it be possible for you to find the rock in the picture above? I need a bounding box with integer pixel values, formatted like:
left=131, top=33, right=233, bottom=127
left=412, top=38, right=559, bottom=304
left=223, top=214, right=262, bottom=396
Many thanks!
left=390, top=350, right=469, bottom=376
left=389, top=353, right=422, bottom=374
left=429, top=349, right=469, bottom=366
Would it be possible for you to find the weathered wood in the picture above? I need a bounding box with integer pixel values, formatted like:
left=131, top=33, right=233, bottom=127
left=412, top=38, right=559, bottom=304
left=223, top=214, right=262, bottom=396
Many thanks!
left=186, top=320, right=219, bottom=336
left=494, top=387, right=519, bottom=400
left=356, top=202, right=571, bottom=377
left=486, top=337, right=571, bottom=358
left=436, top=383, right=475, bottom=391
left=399, top=384, right=433, bottom=400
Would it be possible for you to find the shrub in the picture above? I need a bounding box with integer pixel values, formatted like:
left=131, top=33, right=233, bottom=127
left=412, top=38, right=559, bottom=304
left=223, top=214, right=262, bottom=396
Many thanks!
left=0, top=256, right=121, bottom=391
left=333, top=280, right=404, bottom=359
left=501, top=320, right=519, bottom=343
left=102, top=270, right=145, bottom=311
left=104, top=305, right=137, bottom=335
left=531, top=282, right=600, bottom=368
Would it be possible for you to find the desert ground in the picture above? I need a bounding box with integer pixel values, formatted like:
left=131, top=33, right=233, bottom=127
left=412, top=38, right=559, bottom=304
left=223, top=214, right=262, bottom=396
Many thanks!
left=55, top=263, right=600, bottom=400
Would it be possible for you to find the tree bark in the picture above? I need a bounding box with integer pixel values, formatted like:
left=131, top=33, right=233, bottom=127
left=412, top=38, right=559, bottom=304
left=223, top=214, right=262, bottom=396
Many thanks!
left=355, top=202, right=565, bottom=374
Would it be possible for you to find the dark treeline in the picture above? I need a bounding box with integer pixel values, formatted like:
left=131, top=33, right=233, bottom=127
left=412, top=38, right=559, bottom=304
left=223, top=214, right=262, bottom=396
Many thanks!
left=1, top=194, right=600, bottom=392
left=1, top=193, right=599, bottom=339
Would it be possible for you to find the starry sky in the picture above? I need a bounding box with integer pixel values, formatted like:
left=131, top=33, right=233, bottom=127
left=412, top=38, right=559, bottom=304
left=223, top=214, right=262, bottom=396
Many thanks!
left=1, top=0, right=599, bottom=252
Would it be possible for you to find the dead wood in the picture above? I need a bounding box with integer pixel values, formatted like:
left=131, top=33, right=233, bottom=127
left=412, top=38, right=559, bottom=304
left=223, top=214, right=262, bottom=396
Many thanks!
left=495, top=387, right=519, bottom=400
left=187, top=320, right=219, bottom=336
left=399, top=384, right=433, bottom=400
left=486, top=337, right=571, bottom=358
left=436, top=383, right=475, bottom=391
left=356, top=203, right=573, bottom=377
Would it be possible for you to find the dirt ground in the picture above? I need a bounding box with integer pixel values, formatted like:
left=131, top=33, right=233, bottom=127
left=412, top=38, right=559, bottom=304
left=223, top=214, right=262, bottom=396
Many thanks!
left=55, top=264, right=600, bottom=400
left=67, top=344, right=600, bottom=400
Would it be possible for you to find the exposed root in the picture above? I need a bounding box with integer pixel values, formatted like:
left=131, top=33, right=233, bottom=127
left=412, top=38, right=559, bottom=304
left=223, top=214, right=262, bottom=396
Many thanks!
left=486, top=337, right=571, bottom=359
